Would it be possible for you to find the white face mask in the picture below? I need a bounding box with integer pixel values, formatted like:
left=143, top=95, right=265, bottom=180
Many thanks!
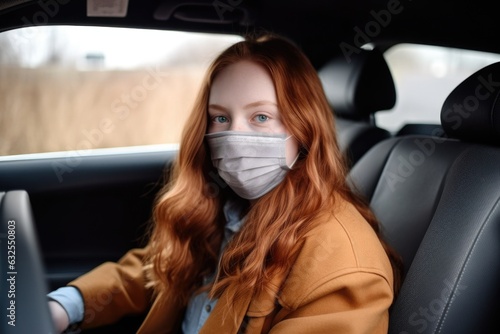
left=205, top=131, right=298, bottom=200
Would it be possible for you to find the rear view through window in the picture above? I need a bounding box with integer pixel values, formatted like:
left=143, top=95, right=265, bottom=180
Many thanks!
left=0, top=26, right=242, bottom=156
left=379, top=43, right=500, bottom=132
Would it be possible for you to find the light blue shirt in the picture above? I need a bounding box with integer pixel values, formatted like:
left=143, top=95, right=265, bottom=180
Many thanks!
left=182, top=199, right=244, bottom=333
left=48, top=199, right=245, bottom=334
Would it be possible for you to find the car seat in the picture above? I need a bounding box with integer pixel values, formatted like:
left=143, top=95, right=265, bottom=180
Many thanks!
left=349, top=62, right=500, bottom=333
left=396, top=123, right=445, bottom=137
left=318, top=48, right=395, bottom=167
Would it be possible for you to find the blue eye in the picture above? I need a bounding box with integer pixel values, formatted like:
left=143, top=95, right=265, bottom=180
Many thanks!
left=255, top=115, right=269, bottom=122
left=214, top=116, right=229, bottom=123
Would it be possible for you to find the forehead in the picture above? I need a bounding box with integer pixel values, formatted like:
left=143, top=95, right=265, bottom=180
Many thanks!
left=209, top=60, right=277, bottom=105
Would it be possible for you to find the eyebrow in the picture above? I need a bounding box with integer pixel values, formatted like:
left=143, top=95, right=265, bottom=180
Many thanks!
left=244, top=101, right=277, bottom=109
left=208, top=100, right=277, bottom=112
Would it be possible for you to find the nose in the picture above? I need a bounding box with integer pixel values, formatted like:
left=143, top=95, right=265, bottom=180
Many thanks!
left=229, top=117, right=251, bottom=132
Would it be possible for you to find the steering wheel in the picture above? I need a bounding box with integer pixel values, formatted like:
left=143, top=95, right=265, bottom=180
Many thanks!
left=0, top=190, right=56, bottom=333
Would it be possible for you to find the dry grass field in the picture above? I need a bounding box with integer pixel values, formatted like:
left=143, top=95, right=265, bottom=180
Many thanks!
left=0, top=65, right=206, bottom=156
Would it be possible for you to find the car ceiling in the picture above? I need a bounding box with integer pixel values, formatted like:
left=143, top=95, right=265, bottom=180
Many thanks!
left=0, top=0, right=498, bottom=68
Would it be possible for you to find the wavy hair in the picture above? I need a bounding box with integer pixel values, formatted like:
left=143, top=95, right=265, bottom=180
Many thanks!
left=147, top=34, right=402, bottom=311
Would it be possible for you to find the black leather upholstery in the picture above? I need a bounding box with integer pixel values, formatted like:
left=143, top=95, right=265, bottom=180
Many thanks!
left=349, top=63, right=500, bottom=333
left=319, top=48, right=396, bottom=120
left=335, top=118, right=392, bottom=166
left=441, top=61, right=500, bottom=145
left=396, top=123, right=445, bottom=137
left=319, top=49, right=395, bottom=167
left=0, top=190, right=56, bottom=334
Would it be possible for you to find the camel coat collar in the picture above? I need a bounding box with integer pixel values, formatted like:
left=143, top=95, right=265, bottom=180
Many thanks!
left=137, top=268, right=288, bottom=334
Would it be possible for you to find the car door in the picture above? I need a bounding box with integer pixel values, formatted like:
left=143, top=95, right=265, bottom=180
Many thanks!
left=0, top=24, right=242, bottom=333
left=0, top=148, right=175, bottom=333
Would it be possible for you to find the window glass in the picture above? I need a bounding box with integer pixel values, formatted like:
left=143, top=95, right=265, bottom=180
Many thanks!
left=0, top=26, right=242, bottom=156
left=378, top=44, right=500, bottom=132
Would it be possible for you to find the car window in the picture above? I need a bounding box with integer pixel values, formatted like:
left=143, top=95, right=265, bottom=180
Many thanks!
left=379, top=43, right=500, bottom=132
left=0, top=26, right=242, bottom=156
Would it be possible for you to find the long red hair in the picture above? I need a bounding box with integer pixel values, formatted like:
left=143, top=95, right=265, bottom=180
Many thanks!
left=147, top=34, right=402, bottom=311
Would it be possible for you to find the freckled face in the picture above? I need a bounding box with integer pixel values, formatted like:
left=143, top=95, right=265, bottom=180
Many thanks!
left=207, top=60, right=299, bottom=166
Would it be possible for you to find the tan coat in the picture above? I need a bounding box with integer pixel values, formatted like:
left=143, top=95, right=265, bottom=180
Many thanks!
left=70, top=199, right=394, bottom=333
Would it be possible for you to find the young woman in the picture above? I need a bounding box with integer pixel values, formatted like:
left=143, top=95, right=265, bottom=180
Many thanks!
left=49, top=34, right=401, bottom=334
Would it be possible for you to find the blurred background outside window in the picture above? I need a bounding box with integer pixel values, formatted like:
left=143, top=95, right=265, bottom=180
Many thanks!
left=0, top=26, right=242, bottom=156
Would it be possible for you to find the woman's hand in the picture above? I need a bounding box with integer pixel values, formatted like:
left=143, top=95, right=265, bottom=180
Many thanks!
left=48, top=301, right=70, bottom=333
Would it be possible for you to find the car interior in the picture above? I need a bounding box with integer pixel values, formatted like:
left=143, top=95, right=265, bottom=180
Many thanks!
left=318, top=48, right=395, bottom=167
left=1, top=1, right=500, bottom=333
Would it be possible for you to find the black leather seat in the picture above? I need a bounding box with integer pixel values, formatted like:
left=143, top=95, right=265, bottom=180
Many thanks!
left=319, top=48, right=395, bottom=167
left=396, top=123, right=445, bottom=137
left=349, top=62, right=500, bottom=333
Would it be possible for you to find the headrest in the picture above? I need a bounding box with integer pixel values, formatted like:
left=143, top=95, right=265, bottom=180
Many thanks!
left=441, top=62, right=500, bottom=144
left=318, top=48, right=396, bottom=120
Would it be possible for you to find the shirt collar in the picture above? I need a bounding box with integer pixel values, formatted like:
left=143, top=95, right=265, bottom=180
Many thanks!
left=223, top=199, right=246, bottom=235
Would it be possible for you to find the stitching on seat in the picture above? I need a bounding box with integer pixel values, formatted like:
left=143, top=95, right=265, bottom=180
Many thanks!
left=364, top=137, right=403, bottom=200
left=424, top=143, right=466, bottom=239
left=435, top=195, right=500, bottom=333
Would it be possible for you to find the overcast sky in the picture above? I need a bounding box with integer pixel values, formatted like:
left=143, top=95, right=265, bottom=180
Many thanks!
left=0, top=26, right=241, bottom=69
